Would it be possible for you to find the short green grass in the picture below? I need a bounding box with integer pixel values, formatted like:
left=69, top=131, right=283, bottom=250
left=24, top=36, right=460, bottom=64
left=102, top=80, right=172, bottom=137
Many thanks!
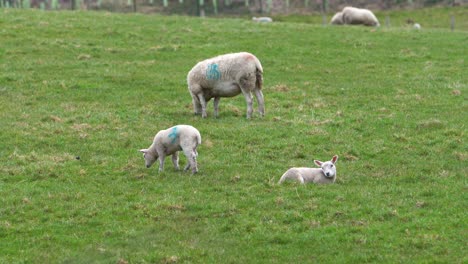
left=0, top=7, right=467, bottom=263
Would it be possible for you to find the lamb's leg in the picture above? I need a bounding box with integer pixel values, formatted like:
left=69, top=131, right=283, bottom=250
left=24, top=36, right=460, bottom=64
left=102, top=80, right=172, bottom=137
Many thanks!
left=197, top=94, right=208, bottom=118
left=213, top=97, right=220, bottom=118
left=183, top=148, right=198, bottom=174
left=254, top=88, right=265, bottom=117
left=172, top=152, right=180, bottom=170
left=241, top=90, right=253, bottom=119
left=158, top=154, right=166, bottom=173
left=278, top=169, right=304, bottom=184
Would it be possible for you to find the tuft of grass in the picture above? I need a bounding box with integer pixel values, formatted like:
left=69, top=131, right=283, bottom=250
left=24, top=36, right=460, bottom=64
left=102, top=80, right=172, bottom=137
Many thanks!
left=0, top=7, right=467, bottom=263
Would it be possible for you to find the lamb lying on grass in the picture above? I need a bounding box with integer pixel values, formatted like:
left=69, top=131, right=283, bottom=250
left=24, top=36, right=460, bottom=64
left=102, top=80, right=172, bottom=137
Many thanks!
left=341, top=7, right=380, bottom=27
left=187, top=52, right=264, bottom=119
left=139, top=125, right=201, bottom=174
left=278, top=155, right=338, bottom=184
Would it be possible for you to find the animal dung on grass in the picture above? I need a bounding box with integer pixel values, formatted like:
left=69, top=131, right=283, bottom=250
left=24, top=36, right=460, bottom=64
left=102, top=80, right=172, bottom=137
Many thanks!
left=187, top=52, right=265, bottom=119
left=139, top=125, right=201, bottom=174
left=278, top=155, right=338, bottom=184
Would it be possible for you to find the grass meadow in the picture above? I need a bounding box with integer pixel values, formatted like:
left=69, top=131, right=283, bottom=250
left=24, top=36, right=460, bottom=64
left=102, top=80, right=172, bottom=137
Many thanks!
left=1, top=7, right=467, bottom=263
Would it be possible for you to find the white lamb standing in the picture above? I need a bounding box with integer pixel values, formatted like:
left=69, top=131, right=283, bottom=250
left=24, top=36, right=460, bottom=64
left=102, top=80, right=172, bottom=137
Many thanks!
left=341, top=7, right=380, bottom=27
left=278, top=155, right=338, bottom=184
left=330, top=12, right=344, bottom=25
left=139, top=125, right=201, bottom=174
left=187, top=52, right=264, bottom=119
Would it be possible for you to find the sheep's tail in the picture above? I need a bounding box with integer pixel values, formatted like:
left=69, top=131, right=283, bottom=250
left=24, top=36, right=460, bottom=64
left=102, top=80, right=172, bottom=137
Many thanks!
left=255, top=59, right=263, bottom=90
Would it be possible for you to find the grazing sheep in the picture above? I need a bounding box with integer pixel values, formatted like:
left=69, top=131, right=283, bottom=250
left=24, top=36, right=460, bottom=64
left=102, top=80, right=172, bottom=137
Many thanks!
left=330, top=12, right=344, bottom=25
left=278, top=155, right=338, bottom=184
left=187, top=52, right=264, bottom=119
left=139, top=125, right=201, bottom=174
left=252, top=17, right=273, bottom=23
left=341, top=7, right=380, bottom=27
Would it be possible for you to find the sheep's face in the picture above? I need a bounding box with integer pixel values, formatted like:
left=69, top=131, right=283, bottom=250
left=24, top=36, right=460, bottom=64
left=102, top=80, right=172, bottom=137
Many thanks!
left=139, top=149, right=158, bottom=168
left=314, top=155, right=338, bottom=178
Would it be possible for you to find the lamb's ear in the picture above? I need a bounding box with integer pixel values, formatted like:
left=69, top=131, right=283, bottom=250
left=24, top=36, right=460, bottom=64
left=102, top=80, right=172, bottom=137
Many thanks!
left=314, top=160, right=323, bottom=166
left=331, top=155, right=338, bottom=164
left=139, top=149, right=148, bottom=153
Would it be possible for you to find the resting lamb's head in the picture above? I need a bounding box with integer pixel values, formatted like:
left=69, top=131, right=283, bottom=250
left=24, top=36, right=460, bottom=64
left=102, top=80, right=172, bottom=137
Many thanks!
left=314, top=155, right=338, bottom=178
left=139, top=149, right=158, bottom=168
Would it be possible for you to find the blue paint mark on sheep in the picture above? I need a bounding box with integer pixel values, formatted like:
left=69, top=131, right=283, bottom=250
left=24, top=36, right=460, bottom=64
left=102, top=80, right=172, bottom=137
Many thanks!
left=206, top=63, right=221, bottom=80
left=168, top=127, right=178, bottom=144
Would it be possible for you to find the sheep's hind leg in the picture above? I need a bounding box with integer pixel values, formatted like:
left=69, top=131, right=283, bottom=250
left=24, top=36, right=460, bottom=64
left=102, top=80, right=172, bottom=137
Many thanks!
left=241, top=90, right=253, bottom=119
left=197, top=94, right=208, bottom=118
left=214, top=97, right=220, bottom=118
left=183, top=149, right=198, bottom=174
left=254, top=88, right=265, bottom=117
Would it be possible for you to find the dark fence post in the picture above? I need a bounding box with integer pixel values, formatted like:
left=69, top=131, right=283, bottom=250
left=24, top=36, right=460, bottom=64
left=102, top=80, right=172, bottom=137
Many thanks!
left=450, top=15, right=455, bottom=31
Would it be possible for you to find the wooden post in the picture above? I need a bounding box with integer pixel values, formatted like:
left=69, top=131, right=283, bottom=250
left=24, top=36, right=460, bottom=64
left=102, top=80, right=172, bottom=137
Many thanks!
left=213, top=0, right=218, bottom=15
left=133, top=0, right=137, bottom=12
left=450, top=15, right=455, bottom=31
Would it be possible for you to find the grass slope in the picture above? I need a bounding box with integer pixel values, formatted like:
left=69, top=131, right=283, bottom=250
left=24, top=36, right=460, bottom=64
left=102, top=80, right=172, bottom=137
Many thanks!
left=0, top=8, right=467, bottom=263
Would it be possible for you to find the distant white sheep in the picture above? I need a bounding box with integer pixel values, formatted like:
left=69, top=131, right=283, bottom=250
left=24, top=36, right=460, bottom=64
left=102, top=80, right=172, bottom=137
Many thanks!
left=187, top=52, right=264, bottom=119
left=139, top=125, right=201, bottom=174
left=341, top=7, right=380, bottom=27
left=330, top=12, right=344, bottom=25
left=278, top=155, right=338, bottom=184
left=252, top=17, right=273, bottom=23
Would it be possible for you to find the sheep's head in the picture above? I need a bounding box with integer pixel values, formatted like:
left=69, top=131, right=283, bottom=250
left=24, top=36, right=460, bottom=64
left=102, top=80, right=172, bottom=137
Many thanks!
left=139, top=149, right=158, bottom=168
left=314, top=155, right=338, bottom=178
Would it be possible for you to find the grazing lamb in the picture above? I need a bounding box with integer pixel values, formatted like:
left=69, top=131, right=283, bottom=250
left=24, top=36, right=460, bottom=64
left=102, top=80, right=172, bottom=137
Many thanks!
left=187, top=52, right=264, bottom=119
left=278, top=155, right=338, bottom=184
left=341, top=7, right=380, bottom=27
left=330, top=12, right=344, bottom=25
left=139, top=125, right=201, bottom=174
left=252, top=17, right=273, bottom=23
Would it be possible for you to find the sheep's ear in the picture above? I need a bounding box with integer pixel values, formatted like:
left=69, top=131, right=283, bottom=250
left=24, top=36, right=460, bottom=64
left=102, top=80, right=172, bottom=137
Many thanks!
left=139, top=149, right=148, bottom=153
left=331, top=155, right=338, bottom=164
left=314, top=160, right=323, bottom=166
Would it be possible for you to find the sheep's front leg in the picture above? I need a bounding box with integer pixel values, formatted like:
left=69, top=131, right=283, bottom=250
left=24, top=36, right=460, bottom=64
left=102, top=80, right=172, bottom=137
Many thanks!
left=254, top=88, right=265, bottom=117
left=172, top=152, right=180, bottom=170
left=158, top=154, right=166, bottom=172
left=213, top=97, right=220, bottom=118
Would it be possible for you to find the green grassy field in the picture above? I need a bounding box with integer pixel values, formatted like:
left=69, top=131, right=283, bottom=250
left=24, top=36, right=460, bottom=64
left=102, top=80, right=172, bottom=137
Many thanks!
left=1, top=7, right=467, bottom=263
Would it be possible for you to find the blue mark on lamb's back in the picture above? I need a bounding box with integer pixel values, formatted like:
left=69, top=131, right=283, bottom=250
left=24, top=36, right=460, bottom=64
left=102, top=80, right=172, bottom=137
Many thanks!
left=168, top=127, right=178, bottom=144
left=206, top=63, right=221, bottom=80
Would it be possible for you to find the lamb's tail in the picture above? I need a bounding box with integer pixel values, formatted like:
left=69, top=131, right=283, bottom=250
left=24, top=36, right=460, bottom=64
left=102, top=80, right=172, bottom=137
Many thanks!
left=256, top=68, right=263, bottom=91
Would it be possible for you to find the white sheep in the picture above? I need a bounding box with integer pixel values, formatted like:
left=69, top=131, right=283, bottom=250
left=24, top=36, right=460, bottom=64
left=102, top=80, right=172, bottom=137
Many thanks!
left=139, top=125, right=201, bottom=174
left=187, top=52, right=264, bottom=119
left=330, top=12, right=344, bottom=25
left=252, top=17, right=273, bottom=23
left=278, top=155, right=338, bottom=184
left=341, top=7, right=380, bottom=27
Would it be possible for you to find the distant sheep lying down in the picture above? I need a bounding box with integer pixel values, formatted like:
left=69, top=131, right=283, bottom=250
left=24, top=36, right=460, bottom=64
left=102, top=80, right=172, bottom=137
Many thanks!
left=331, top=7, right=379, bottom=27
left=252, top=17, right=273, bottom=23
left=140, top=125, right=201, bottom=174
left=187, top=52, right=264, bottom=119
left=278, top=155, right=338, bottom=184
